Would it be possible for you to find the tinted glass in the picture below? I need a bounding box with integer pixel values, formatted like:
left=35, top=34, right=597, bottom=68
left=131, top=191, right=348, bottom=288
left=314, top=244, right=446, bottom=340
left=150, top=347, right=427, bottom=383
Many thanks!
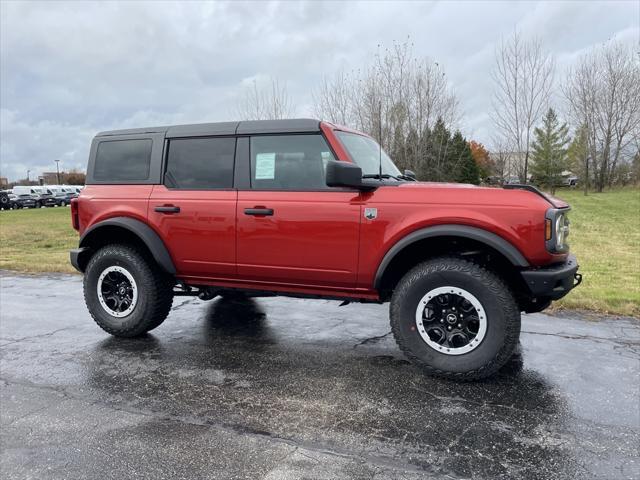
left=94, top=139, right=152, bottom=181
left=335, top=132, right=401, bottom=176
left=250, top=135, right=335, bottom=190
left=165, top=137, right=235, bottom=189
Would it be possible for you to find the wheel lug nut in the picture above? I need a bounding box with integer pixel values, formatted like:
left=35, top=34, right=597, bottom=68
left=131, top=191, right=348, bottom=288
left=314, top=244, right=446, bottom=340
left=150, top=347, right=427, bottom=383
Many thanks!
left=440, top=319, right=444, bottom=323
left=447, top=326, right=452, bottom=331
left=458, top=324, right=462, bottom=328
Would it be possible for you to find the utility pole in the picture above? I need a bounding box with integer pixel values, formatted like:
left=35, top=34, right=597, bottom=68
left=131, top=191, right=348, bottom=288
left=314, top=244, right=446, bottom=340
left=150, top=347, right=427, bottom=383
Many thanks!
left=55, top=159, right=61, bottom=184
left=27, top=169, right=31, bottom=183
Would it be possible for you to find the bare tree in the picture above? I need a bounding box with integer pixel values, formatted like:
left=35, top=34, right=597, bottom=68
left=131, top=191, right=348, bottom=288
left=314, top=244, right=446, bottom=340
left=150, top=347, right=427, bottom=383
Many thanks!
left=490, top=135, right=516, bottom=183
left=236, top=77, right=293, bottom=120
left=491, top=31, right=555, bottom=183
left=312, top=70, right=353, bottom=126
left=563, top=41, right=640, bottom=192
left=312, top=40, right=459, bottom=170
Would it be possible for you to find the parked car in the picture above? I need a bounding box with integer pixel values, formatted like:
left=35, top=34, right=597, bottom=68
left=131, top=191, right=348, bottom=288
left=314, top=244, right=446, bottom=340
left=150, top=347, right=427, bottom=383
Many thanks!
left=45, top=186, right=73, bottom=206
left=69, top=119, right=581, bottom=380
left=563, top=176, right=578, bottom=187
left=11, top=185, right=54, bottom=207
left=14, top=194, right=37, bottom=209
left=33, top=189, right=58, bottom=208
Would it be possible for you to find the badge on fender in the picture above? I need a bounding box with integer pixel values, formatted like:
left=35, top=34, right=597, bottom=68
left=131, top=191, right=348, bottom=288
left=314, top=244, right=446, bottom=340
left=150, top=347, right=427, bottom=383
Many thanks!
left=364, top=208, right=377, bottom=220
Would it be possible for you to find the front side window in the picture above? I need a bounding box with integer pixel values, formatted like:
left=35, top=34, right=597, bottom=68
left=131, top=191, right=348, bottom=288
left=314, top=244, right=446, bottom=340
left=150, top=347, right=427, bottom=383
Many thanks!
left=250, top=135, right=335, bottom=190
left=335, top=131, right=401, bottom=177
left=165, top=137, right=235, bottom=189
left=94, top=139, right=152, bottom=181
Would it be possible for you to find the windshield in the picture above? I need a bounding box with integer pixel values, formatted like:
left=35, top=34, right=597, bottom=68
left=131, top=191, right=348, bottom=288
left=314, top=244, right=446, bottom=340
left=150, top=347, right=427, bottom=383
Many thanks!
left=335, top=131, right=402, bottom=177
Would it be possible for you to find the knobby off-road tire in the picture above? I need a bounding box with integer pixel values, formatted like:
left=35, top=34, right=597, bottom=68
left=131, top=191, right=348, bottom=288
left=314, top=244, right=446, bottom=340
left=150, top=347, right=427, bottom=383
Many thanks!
left=84, top=244, right=174, bottom=337
left=390, top=256, right=521, bottom=381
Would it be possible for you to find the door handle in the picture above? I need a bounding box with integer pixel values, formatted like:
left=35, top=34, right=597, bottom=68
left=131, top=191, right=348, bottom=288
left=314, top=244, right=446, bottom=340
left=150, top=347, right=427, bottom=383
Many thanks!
left=155, top=205, right=180, bottom=214
left=244, top=207, right=274, bottom=216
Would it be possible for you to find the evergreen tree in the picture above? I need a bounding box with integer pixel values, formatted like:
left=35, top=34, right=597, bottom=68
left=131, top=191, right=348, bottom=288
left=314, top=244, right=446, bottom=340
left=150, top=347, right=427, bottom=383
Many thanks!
left=450, top=131, right=480, bottom=184
left=530, top=108, right=570, bottom=194
left=415, top=126, right=432, bottom=180
left=423, top=117, right=451, bottom=181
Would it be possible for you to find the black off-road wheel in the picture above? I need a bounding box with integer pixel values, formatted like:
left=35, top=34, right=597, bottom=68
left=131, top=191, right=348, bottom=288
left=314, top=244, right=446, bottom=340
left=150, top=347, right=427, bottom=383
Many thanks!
left=83, top=244, right=174, bottom=337
left=390, top=256, right=521, bottom=381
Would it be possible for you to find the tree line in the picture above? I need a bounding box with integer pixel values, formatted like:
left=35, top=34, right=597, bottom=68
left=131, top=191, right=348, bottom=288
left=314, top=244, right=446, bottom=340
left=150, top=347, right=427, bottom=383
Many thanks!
left=236, top=35, right=639, bottom=193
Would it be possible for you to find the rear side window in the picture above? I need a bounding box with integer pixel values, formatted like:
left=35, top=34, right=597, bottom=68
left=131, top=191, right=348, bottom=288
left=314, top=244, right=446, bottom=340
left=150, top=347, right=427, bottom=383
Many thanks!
left=250, top=134, right=335, bottom=190
left=165, top=137, right=235, bottom=189
left=94, top=139, right=152, bottom=181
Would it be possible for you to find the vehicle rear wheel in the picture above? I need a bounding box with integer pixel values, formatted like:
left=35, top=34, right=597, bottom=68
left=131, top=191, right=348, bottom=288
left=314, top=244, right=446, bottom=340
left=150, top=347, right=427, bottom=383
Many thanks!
left=83, top=244, right=174, bottom=337
left=35, top=201, right=41, bottom=208
left=390, top=256, right=521, bottom=381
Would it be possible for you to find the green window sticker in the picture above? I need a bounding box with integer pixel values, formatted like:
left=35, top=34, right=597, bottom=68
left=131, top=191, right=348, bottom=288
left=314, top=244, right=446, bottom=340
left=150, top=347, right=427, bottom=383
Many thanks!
left=255, top=152, right=276, bottom=180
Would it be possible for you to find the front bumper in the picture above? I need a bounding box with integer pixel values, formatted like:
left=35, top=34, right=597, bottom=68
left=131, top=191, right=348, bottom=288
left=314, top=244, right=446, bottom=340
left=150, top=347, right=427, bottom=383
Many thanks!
left=521, top=254, right=582, bottom=300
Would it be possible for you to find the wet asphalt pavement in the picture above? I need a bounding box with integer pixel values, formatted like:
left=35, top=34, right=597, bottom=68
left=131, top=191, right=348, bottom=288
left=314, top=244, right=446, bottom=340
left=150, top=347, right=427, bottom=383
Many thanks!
left=0, top=272, right=638, bottom=480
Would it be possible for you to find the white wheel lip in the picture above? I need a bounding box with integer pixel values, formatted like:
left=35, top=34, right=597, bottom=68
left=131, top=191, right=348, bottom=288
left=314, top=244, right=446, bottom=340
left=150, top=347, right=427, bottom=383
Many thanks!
left=415, top=286, right=487, bottom=356
left=97, top=266, right=138, bottom=318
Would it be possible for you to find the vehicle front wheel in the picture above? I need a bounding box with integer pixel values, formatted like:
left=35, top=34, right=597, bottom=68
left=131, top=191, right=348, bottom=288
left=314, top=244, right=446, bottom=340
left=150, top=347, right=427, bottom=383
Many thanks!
left=390, top=257, right=521, bottom=381
left=83, top=244, right=174, bottom=337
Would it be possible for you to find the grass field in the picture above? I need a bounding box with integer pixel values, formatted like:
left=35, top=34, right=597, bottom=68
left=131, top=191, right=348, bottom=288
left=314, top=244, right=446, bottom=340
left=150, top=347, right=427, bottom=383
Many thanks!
left=1, top=188, right=638, bottom=316
left=0, top=206, right=79, bottom=274
left=550, top=188, right=639, bottom=316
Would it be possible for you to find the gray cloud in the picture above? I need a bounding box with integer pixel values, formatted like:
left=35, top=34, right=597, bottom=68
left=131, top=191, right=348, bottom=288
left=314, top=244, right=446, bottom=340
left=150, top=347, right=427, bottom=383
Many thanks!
left=1, top=0, right=637, bottom=181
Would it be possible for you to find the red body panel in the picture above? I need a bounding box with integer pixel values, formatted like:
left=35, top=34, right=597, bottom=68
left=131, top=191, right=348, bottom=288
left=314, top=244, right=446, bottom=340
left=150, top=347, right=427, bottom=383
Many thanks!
left=236, top=190, right=361, bottom=288
left=355, top=183, right=564, bottom=289
left=76, top=123, right=568, bottom=300
left=147, top=185, right=237, bottom=278
left=76, top=185, right=153, bottom=236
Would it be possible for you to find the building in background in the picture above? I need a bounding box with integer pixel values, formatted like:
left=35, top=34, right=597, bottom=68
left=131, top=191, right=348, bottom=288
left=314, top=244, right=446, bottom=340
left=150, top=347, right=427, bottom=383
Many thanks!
left=38, top=172, right=59, bottom=184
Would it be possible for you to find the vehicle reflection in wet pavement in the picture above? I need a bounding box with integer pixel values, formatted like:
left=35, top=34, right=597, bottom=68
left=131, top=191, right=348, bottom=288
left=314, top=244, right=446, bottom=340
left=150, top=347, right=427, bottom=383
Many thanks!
left=1, top=273, right=638, bottom=479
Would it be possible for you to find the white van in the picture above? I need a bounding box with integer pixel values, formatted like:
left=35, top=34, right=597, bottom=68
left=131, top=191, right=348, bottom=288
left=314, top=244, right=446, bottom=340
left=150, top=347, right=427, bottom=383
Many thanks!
left=12, top=185, right=43, bottom=196
left=62, top=185, right=83, bottom=194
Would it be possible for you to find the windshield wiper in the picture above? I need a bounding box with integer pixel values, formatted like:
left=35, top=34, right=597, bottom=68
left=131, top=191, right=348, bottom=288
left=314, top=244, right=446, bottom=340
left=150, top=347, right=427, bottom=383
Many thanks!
left=362, top=173, right=404, bottom=181
left=397, top=174, right=417, bottom=181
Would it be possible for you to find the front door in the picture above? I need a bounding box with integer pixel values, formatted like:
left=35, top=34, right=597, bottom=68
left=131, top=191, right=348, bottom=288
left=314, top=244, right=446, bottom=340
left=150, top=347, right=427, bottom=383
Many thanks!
left=147, top=136, right=237, bottom=279
left=236, top=134, right=361, bottom=288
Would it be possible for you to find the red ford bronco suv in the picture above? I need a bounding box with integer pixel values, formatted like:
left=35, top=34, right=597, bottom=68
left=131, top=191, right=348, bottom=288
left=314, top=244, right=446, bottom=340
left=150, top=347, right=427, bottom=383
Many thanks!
left=70, top=119, right=581, bottom=380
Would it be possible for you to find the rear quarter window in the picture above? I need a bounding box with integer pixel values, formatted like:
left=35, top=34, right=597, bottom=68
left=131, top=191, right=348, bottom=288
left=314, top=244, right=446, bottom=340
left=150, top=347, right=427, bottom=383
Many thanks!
left=93, top=139, right=152, bottom=181
left=165, top=137, right=236, bottom=189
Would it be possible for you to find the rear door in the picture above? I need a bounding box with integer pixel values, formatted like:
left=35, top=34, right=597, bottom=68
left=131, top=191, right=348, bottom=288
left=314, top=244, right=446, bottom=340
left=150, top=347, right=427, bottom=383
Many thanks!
left=148, top=136, right=237, bottom=279
left=236, top=134, right=361, bottom=288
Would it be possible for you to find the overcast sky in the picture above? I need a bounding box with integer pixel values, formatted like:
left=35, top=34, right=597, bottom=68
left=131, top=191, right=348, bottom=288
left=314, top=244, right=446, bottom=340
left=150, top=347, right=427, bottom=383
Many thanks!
left=1, top=0, right=638, bottom=182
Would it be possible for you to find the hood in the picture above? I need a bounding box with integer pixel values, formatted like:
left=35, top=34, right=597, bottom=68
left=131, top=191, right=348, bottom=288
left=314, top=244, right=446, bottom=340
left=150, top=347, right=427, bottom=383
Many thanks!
left=396, top=181, right=567, bottom=208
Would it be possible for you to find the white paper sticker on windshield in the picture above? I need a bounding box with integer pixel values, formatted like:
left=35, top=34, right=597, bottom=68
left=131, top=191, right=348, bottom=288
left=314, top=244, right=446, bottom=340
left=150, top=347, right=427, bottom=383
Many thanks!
left=255, top=153, right=276, bottom=180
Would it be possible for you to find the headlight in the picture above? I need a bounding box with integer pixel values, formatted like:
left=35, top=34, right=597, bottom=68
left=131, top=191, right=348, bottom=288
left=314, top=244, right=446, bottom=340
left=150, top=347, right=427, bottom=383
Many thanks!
left=545, top=209, right=570, bottom=253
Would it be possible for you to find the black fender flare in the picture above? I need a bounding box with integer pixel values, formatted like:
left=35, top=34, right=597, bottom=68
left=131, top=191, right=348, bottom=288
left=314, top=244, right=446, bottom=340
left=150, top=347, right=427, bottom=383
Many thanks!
left=79, top=217, right=176, bottom=274
left=373, top=224, right=529, bottom=289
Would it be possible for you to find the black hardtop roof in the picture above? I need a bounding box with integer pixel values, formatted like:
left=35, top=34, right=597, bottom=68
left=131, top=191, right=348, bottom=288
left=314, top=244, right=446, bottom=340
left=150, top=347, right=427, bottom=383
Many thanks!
left=96, top=118, right=321, bottom=138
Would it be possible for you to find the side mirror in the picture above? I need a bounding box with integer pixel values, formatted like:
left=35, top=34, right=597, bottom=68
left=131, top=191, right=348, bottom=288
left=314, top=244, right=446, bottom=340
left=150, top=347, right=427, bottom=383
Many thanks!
left=326, top=161, right=376, bottom=191
left=404, top=169, right=417, bottom=180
